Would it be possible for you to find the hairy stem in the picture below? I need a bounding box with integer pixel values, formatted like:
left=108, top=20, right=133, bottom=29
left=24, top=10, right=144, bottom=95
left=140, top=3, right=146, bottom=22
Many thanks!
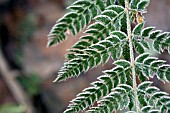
left=125, top=0, right=140, bottom=112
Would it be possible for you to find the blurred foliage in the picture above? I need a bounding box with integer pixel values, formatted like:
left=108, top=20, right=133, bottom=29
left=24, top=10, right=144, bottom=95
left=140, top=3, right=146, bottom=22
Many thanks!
left=0, top=103, right=25, bottom=113
left=15, top=13, right=36, bottom=67
left=17, top=13, right=36, bottom=44
left=17, top=73, right=41, bottom=96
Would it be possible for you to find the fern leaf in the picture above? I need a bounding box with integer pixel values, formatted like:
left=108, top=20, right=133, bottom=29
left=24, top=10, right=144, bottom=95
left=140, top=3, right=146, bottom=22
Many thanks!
left=48, top=2, right=127, bottom=46
left=133, top=22, right=145, bottom=36
left=48, top=0, right=170, bottom=113
left=55, top=30, right=128, bottom=82
left=54, top=4, right=127, bottom=82
left=135, top=53, right=170, bottom=83
left=141, top=26, right=155, bottom=37
left=64, top=65, right=130, bottom=113
left=130, top=0, right=150, bottom=10
left=54, top=7, right=126, bottom=81
left=88, top=84, right=132, bottom=113
left=138, top=82, right=170, bottom=112
left=48, top=0, right=106, bottom=46
left=132, top=23, right=170, bottom=54
left=137, top=0, right=150, bottom=11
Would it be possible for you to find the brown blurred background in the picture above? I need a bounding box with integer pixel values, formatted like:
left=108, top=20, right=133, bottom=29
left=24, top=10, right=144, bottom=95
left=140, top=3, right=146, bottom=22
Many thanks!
left=0, top=0, right=170, bottom=113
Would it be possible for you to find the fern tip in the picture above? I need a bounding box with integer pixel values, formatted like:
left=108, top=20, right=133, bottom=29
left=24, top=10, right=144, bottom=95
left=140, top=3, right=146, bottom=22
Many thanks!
left=53, top=76, right=65, bottom=82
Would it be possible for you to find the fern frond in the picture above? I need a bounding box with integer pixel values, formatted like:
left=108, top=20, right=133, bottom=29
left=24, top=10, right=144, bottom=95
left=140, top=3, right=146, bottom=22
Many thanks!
left=138, top=82, right=170, bottom=112
left=55, top=31, right=128, bottom=82
left=53, top=4, right=128, bottom=81
left=47, top=0, right=106, bottom=46
left=132, top=22, right=170, bottom=54
left=47, top=0, right=125, bottom=47
left=54, top=5, right=127, bottom=82
left=48, top=0, right=170, bottom=113
left=88, top=84, right=133, bottom=113
left=135, top=53, right=170, bottom=82
left=64, top=63, right=131, bottom=113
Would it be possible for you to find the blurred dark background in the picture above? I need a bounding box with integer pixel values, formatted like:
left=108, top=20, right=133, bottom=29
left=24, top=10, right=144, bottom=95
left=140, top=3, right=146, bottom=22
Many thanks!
left=0, top=0, right=170, bottom=113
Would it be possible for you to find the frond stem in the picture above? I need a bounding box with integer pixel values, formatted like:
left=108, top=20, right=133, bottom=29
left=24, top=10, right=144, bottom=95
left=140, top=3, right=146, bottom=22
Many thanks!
left=125, top=0, right=141, bottom=112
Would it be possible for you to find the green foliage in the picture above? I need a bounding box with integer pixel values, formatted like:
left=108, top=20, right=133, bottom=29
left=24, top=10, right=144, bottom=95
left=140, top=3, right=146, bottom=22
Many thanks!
left=48, top=0, right=170, bottom=112
left=0, top=104, right=25, bottom=113
left=17, top=73, right=41, bottom=96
